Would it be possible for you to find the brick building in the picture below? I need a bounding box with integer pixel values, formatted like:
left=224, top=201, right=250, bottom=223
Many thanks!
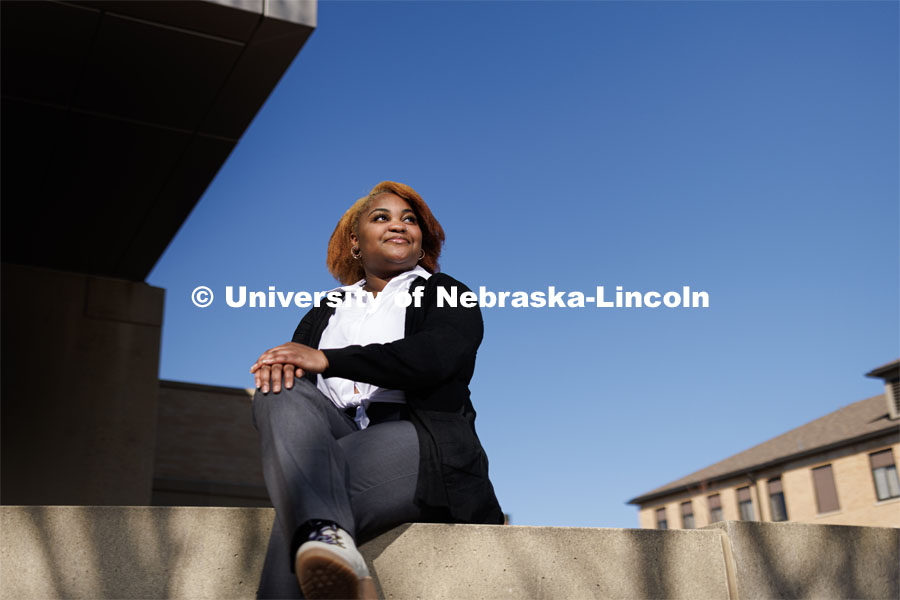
left=152, top=381, right=268, bottom=507
left=628, top=359, right=900, bottom=529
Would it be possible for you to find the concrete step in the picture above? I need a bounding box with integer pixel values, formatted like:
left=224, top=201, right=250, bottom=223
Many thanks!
left=1, top=506, right=897, bottom=599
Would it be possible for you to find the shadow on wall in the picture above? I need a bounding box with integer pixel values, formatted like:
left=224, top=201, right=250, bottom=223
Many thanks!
left=2, top=509, right=898, bottom=599
left=361, top=523, right=731, bottom=599
left=0, top=506, right=274, bottom=600
left=712, top=520, right=900, bottom=599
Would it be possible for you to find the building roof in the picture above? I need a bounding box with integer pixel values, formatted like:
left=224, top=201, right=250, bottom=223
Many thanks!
left=627, top=392, right=898, bottom=506
left=866, top=358, right=900, bottom=380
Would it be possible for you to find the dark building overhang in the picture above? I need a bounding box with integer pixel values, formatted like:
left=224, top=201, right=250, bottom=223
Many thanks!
left=1, top=0, right=315, bottom=280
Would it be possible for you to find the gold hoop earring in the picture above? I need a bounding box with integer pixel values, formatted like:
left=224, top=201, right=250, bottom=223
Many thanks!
left=418, top=249, right=425, bottom=261
left=351, top=247, right=361, bottom=260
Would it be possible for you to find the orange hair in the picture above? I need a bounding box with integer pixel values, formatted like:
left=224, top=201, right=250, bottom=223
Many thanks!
left=326, top=181, right=445, bottom=285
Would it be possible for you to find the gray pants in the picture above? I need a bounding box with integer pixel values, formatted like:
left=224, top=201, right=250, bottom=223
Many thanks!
left=252, top=378, right=432, bottom=599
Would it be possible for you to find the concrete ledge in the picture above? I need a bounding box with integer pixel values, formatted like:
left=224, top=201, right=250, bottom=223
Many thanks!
left=1, top=507, right=897, bottom=599
left=706, top=520, right=899, bottom=599
left=362, top=523, right=729, bottom=599
left=0, top=506, right=271, bottom=600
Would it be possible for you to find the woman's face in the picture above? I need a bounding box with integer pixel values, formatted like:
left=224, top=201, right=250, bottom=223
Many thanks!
left=351, top=193, right=423, bottom=279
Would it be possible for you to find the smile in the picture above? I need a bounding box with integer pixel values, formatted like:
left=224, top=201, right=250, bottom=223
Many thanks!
left=385, top=237, right=409, bottom=244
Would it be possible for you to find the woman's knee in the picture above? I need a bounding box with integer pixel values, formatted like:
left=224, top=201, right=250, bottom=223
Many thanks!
left=252, top=378, right=317, bottom=421
left=252, top=378, right=340, bottom=433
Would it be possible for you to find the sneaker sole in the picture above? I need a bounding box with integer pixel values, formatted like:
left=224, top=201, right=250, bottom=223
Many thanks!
left=295, top=547, right=377, bottom=600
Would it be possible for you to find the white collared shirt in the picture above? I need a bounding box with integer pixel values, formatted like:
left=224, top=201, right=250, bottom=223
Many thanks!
left=316, top=265, right=432, bottom=428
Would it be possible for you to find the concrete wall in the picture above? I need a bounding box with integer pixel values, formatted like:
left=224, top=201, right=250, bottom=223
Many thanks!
left=0, top=269, right=270, bottom=508
left=364, top=523, right=731, bottom=599
left=638, top=434, right=900, bottom=530
left=0, top=265, right=164, bottom=505
left=152, top=380, right=268, bottom=507
left=1, top=507, right=897, bottom=600
left=709, top=520, right=899, bottom=599
left=0, top=506, right=269, bottom=600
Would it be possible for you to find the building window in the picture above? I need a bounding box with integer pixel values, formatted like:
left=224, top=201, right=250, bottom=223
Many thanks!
left=681, top=501, right=695, bottom=529
left=812, top=464, right=840, bottom=513
left=655, top=507, right=668, bottom=530
left=737, top=486, right=754, bottom=520
left=767, top=477, right=788, bottom=522
left=708, top=493, right=723, bottom=523
left=870, top=449, right=900, bottom=501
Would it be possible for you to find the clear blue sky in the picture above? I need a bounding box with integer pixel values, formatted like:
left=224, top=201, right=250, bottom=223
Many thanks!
left=147, top=1, right=899, bottom=528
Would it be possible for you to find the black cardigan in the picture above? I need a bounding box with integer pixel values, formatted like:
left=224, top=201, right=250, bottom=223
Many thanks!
left=291, top=272, right=504, bottom=525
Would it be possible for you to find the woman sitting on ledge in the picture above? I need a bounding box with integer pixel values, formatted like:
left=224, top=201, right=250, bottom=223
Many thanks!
left=250, top=181, right=504, bottom=599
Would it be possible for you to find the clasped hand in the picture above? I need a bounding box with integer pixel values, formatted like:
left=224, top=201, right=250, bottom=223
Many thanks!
left=250, top=342, right=329, bottom=393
